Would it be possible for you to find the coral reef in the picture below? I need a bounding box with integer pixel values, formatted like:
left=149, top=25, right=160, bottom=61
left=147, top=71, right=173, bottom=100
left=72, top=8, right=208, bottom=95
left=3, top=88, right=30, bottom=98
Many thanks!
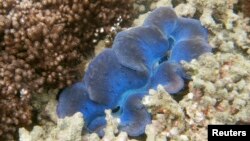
left=143, top=85, right=186, bottom=141
left=179, top=53, right=250, bottom=140
left=0, top=0, right=136, bottom=140
left=19, top=109, right=139, bottom=141
left=19, top=112, right=84, bottom=141
left=83, top=110, right=139, bottom=141
left=17, top=0, right=250, bottom=141
left=57, top=6, right=211, bottom=137
left=173, top=0, right=250, bottom=54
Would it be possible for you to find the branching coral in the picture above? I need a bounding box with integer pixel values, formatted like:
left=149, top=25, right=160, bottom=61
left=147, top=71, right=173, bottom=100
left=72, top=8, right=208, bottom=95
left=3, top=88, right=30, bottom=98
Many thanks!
left=57, top=7, right=211, bottom=137
left=0, top=0, right=136, bottom=140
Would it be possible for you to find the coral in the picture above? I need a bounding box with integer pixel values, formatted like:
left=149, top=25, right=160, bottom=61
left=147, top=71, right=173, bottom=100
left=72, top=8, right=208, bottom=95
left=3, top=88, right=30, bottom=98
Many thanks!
left=238, top=0, right=250, bottom=17
left=173, top=0, right=250, bottom=54
left=28, top=84, right=195, bottom=141
left=19, top=109, right=139, bottom=141
left=174, top=0, right=239, bottom=29
left=142, top=0, right=250, bottom=140
left=83, top=110, right=139, bottom=141
left=0, top=0, right=136, bottom=140
left=17, top=0, right=250, bottom=141
left=57, top=6, right=211, bottom=137
left=179, top=53, right=250, bottom=140
left=143, top=85, right=186, bottom=141
left=19, top=112, right=84, bottom=141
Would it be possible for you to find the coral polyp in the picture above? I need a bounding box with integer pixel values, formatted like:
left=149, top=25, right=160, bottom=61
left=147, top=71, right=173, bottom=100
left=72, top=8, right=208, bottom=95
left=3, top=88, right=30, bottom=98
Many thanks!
left=57, top=7, right=212, bottom=136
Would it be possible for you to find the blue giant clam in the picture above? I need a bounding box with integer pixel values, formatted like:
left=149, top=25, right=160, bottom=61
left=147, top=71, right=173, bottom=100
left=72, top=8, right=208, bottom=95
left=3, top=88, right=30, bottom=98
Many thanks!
left=57, top=7, right=212, bottom=136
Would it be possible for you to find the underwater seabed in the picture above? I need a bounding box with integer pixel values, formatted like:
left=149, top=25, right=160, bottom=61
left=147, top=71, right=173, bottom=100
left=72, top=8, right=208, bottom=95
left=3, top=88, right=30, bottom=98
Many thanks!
left=19, top=0, right=250, bottom=141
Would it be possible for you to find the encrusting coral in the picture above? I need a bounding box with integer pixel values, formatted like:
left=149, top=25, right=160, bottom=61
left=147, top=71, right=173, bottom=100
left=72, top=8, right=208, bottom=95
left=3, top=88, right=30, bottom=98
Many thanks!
left=179, top=53, right=250, bottom=140
left=57, top=6, right=211, bottom=137
left=19, top=110, right=139, bottom=141
left=0, top=0, right=136, bottom=140
left=143, top=85, right=186, bottom=141
left=19, top=112, right=84, bottom=141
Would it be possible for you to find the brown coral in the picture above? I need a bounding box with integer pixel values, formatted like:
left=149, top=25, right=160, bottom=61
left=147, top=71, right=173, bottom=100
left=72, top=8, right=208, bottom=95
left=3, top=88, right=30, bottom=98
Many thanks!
left=238, top=0, right=250, bottom=17
left=0, top=0, right=137, bottom=140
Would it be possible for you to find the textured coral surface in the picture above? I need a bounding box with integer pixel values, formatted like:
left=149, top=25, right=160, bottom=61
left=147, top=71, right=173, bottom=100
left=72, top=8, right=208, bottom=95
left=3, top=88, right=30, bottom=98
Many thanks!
left=239, top=0, right=250, bottom=17
left=0, top=0, right=136, bottom=140
left=179, top=53, right=250, bottom=141
left=57, top=7, right=211, bottom=137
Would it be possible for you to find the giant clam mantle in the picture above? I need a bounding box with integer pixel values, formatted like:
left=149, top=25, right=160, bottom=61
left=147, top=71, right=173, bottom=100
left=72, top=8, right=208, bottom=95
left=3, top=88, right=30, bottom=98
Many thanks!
left=57, top=7, right=212, bottom=136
